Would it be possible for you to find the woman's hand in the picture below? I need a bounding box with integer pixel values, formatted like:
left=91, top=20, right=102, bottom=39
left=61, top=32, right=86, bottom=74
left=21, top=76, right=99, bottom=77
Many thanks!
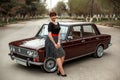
left=54, top=43, right=60, bottom=49
left=57, top=43, right=60, bottom=48
left=54, top=44, right=58, bottom=49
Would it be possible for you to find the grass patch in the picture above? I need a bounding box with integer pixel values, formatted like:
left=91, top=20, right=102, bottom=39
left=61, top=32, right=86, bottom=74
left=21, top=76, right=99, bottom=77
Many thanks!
left=95, top=20, right=120, bottom=28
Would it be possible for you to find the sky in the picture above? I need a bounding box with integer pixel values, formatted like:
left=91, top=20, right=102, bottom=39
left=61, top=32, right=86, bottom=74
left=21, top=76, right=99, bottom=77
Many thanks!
left=46, top=0, right=68, bottom=9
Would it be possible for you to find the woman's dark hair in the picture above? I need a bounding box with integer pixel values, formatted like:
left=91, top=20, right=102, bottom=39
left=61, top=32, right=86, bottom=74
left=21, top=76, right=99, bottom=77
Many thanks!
left=49, top=11, right=57, bottom=17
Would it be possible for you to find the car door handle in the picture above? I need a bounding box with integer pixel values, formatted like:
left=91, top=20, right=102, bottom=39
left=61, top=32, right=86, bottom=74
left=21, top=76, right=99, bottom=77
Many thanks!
left=81, top=40, right=85, bottom=43
left=96, top=37, right=99, bottom=40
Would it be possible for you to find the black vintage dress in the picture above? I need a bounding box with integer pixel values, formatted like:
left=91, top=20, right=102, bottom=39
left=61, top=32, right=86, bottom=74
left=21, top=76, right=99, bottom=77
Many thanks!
left=45, top=22, right=65, bottom=59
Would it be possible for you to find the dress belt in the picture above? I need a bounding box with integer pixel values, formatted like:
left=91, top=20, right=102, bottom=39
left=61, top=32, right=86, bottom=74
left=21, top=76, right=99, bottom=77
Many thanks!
left=51, top=34, right=58, bottom=36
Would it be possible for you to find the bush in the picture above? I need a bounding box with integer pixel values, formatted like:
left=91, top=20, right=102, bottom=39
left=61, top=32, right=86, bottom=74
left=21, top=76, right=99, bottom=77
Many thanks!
left=0, top=16, right=48, bottom=27
left=0, top=21, right=6, bottom=27
left=112, top=20, right=120, bottom=26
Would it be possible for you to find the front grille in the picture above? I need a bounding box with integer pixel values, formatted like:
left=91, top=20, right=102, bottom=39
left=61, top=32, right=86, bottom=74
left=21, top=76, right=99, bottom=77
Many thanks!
left=14, top=46, right=28, bottom=56
left=9, top=45, right=38, bottom=58
left=13, top=53, right=33, bottom=61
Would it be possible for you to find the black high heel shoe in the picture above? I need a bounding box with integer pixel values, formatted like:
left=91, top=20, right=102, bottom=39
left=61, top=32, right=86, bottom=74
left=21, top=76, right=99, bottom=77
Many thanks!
left=57, top=71, right=60, bottom=76
left=57, top=72, right=67, bottom=77
left=61, top=74, right=67, bottom=77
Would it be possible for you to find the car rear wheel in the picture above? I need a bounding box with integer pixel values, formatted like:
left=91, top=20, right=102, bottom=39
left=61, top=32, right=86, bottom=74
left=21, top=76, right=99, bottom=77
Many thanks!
left=93, top=45, right=104, bottom=58
left=43, top=57, right=57, bottom=73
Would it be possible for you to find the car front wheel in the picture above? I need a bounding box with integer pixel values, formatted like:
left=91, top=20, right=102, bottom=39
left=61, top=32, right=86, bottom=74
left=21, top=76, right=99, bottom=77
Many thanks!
left=93, top=45, right=104, bottom=58
left=43, top=57, right=57, bottom=73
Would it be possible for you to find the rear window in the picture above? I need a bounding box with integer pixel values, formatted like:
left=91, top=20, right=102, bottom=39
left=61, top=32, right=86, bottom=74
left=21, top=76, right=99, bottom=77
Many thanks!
left=82, top=25, right=96, bottom=37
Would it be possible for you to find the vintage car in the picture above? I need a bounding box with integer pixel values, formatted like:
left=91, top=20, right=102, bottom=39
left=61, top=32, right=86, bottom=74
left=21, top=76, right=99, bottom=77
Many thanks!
left=9, top=22, right=111, bottom=72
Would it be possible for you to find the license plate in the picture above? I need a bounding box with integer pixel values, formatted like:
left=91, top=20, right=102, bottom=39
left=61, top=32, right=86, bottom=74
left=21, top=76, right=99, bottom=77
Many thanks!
left=16, top=59, right=27, bottom=66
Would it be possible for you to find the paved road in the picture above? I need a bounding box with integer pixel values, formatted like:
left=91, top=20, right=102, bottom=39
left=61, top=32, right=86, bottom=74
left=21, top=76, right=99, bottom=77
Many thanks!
left=0, top=19, right=120, bottom=80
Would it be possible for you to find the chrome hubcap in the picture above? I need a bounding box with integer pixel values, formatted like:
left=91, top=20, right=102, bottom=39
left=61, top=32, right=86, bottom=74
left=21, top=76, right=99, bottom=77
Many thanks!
left=47, top=60, right=55, bottom=69
left=97, top=46, right=103, bottom=57
left=44, top=58, right=57, bottom=72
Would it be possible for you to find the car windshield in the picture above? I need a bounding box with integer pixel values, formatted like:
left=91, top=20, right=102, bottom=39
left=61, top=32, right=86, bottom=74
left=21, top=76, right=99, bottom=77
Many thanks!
left=37, top=24, right=68, bottom=40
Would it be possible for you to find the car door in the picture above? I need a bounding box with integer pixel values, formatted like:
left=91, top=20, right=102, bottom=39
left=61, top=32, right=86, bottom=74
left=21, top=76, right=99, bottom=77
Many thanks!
left=81, top=24, right=100, bottom=54
left=62, top=25, right=85, bottom=60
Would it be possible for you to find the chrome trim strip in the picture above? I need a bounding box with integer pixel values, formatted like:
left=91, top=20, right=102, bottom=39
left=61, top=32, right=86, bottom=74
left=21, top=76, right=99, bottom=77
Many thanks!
left=16, top=57, right=27, bottom=66
left=29, top=61, right=43, bottom=65
left=11, top=56, right=43, bottom=66
left=108, top=43, right=112, bottom=47
left=65, top=52, right=94, bottom=62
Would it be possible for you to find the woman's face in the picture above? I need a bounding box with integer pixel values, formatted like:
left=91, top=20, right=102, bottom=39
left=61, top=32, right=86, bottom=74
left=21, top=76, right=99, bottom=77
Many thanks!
left=50, top=15, right=56, bottom=22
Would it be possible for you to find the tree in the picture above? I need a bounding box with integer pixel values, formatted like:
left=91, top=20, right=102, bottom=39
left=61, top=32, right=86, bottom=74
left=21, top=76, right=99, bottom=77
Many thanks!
left=0, top=0, right=20, bottom=16
left=19, top=0, right=46, bottom=17
left=68, top=0, right=89, bottom=16
left=0, top=0, right=21, bottom=22
left=54, top=1, right=67, bottom=16
left=68, top=0, right=120, bottom=17
left=110, top=0, right=120, bottom=16
left=35, top=1, right=47, bottom=16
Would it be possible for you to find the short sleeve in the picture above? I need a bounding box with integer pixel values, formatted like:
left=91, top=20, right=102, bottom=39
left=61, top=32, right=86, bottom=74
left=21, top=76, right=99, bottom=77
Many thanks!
left=48, top=22, right=52, bottom=32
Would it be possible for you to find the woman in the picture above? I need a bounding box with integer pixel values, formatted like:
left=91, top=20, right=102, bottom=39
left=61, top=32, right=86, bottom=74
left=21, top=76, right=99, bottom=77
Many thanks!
left=45, top=10, right=67, bottom=77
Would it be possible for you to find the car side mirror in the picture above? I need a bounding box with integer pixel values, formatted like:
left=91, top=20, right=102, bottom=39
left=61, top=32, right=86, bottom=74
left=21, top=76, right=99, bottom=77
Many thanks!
left=67, top=36, right=73, bottom=40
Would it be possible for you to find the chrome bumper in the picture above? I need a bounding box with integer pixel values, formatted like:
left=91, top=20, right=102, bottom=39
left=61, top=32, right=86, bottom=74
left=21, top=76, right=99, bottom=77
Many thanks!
left=9, top=54, right=43, bottom=66
left=108, top=43, right=112, bottom=47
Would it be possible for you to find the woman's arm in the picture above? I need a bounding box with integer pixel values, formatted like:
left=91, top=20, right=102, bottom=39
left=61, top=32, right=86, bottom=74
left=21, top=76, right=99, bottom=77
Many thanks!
left=57, top=22, right=61, bottom=45
left=57, top=33, right=60, bottom=44
left=57, top=33, right=61, bottom=48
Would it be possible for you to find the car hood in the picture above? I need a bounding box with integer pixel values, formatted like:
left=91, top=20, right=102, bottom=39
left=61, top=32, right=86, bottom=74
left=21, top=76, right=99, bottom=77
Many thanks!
left=20, top=38, right=45, bottom=50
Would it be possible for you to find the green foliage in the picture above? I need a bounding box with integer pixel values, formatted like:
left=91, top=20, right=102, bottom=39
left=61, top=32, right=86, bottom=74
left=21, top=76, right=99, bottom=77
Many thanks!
left=36, top=2, right=46, bottom=15
left=0, top=0, right=19, bottom=16
left=68, top=0, right=120, bottom=16
left=18, top=0, right=46, bottom=16
left=0, top=0, right=47, bottom=26
left=0, top=0, right=46, bottom=17
left=68, top=0, right=90, bottom=16
left=54, top=1, right=67, bottom=16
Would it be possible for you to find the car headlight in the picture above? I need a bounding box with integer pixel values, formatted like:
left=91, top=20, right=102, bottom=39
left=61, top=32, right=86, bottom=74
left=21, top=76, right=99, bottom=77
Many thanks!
left=10, top=45, right=13, bottom=51
left=27, top=50, right=38, bottom=57
left=33, top=52, right=38, bottom=58
left=10, top=46, right=13, bottom=51
left=27, top=51, right=34, bottom=57
left=10, top=45, right=15, bottom=52
left=12, top=48, right=15, bottom=52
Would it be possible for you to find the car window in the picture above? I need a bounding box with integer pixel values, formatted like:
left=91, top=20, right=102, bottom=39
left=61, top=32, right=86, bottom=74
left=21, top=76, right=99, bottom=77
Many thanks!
left=37, top=24, right=68, bottom=40
left=39, top=25, right=48, bottom=37
left=82, top=25, right=96, bottom=37
left=59, top=26, right=68, bottom=40
left=68, top=26, right=82, bottom=40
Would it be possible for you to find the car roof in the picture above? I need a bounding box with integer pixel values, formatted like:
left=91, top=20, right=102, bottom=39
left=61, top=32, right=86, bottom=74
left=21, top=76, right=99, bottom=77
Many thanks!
left=44, top=21, right=93, bottom=26
left=59, top=22, right=93, bottom=26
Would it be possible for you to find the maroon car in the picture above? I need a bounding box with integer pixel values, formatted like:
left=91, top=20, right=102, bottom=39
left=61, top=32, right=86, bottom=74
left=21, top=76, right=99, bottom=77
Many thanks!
left=9, top=22, right=111, bottom=72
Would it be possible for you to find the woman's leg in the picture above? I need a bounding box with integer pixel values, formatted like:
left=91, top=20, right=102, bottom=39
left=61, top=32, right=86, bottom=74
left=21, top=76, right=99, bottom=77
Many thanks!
left=56, top=58, right=65, bottom=75
left=61, top=56, right=65, bottom=64
left=57, top=56, right=65, bottom=72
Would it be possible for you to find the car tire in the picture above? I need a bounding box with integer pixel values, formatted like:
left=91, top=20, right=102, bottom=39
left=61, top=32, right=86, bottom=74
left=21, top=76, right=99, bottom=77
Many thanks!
left=43, top=57, right=57, bottom=73
left=93, top=45, right=104, bottom=58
